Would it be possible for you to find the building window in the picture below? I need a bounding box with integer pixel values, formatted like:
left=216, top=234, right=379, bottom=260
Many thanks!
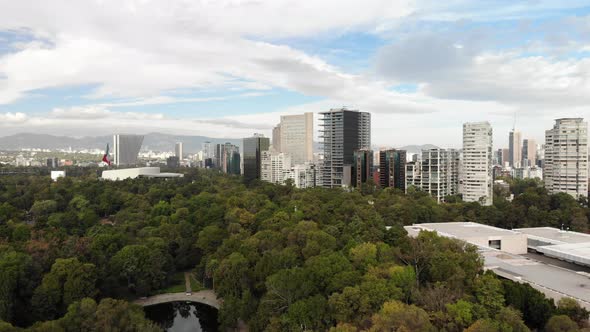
left=488, top=240, right=501, bottom=250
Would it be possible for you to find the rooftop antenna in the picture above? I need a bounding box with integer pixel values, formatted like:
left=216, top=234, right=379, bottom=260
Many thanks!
left=512, top=111, right=516, bottom=132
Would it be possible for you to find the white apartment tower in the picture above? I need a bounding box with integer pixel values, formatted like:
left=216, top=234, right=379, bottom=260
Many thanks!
left=278, top=112, right=314, bottom=165
left=175, top=142, right=183, bottom=160
left=113, top=134, right=144, bottom=166
left=320, top=108, right=371, bottom=188
left=544, top=118, right=588, bottom=199
left=461, top=122, right=493, bottom=205
left=406, top=149, right=460, bottom=203
left=261, top=150, right=292, bottom=184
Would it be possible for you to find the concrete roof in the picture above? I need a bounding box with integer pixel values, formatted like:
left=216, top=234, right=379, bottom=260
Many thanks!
left=514, top=227, right=590, bottom=245
left=409, top=222, right=521, bottom=239
left=482, top=249, right=590, bottom=308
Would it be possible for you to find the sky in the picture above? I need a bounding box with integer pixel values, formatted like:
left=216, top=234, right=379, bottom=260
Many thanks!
left=0, top=0, right=589, bottom=149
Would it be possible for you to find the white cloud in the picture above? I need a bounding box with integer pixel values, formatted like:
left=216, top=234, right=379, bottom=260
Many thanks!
left=0, top=112, right=28, bottom=123
left=0, top=0, right=589, bottom=148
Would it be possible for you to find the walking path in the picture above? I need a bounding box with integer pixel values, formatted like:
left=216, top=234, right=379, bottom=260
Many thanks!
left=134, top=273, right=221, bottom=309
left=134, top=289, right=221, bottom=309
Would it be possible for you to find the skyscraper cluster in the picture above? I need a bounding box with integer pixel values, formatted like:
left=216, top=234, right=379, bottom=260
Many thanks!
left=189, top=109, right=588, bottom=203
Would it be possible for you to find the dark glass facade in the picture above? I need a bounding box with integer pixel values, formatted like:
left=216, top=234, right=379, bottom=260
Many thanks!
left=243, top=135, right=270, bottom=181
left=379, top=149, right=406, bottom=190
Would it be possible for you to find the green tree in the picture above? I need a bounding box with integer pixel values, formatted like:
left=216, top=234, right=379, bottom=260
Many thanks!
left=32, top=258, right=97, bottom=320
left=110, top=245, right=167, bottom=296
left=544, top=315, right=579, bottom=332
left=369, top=300, right=435, bottom=332
left=555, top=297, right=589, bottom=327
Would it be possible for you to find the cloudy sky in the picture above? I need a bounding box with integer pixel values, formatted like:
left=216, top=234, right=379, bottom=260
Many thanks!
left=1, top=0, right=589, bottom=148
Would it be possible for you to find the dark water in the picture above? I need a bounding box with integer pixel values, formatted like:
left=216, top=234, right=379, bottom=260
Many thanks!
left=144, top=301, right=218, bottom=332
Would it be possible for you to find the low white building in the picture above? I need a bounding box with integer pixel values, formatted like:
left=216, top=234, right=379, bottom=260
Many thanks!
left=515, top=227, right=590, bottom=267
left=50, top=171, right=66, bottom=181
left=101, top=167, right=184, bottom=181
left=405, top=222, right=528, bottom=254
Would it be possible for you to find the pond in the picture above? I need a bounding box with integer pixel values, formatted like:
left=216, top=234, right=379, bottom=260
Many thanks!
left=144, top=301, right=218, bottom=332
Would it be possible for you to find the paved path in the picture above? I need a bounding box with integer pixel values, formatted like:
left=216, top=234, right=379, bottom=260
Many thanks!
left=134, top=289, right=221, bottom=309
left=184, top=272, right=191, bottom=292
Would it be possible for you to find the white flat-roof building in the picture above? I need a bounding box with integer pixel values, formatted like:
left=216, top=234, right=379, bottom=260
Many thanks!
left=50, top=170, right=66, bottom=181
left=407, top=222, right=590, bottom=309
left=405, top=222, right=527, bottom=254
left=515, top=227, right=590, bottom=267
left=102, top=167, right=183, bottom=181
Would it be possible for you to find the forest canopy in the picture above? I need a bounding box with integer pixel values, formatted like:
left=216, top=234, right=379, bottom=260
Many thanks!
left=0, top=169, right=588, bottom=331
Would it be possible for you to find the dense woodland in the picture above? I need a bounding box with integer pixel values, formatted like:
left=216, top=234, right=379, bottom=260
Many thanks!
left=0, top=168, right=589, bottom=331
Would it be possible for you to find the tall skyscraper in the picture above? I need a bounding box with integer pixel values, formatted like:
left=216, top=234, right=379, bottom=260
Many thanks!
left=175, top=142, right=183, bottom=160
left=522, top=138, right=537, bottom=167
left=279, top=112, right=314, bottom=165
left=243, top=134, right=270, bottom=181
left=461, top=122, right=493, bottom=205
left=319, top=108, right=371, bottom=188
left=202, top=141, right=213, bottom=159
left=272, top=125, right=282, bottom=152
left=501, top=148, right=510, bottom=167
left=379, top=149, right=407, bottom=190
left=113, top=134, right=144, bottom=166
left=544, top=118, right=588, bottom=199
left=509, top=130, right=522, bottom=167
left=352, top=149, right=373, bottom=187
left=215, top=143, right=241, bottom=175
left=415, top=149, right=460, bottom=203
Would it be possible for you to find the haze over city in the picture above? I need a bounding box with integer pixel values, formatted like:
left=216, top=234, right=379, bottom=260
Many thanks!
left=1, top=1, right=590, bottom=147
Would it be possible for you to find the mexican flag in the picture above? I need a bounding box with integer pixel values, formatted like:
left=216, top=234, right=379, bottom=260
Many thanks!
left=102, top=143, right=111, bottom=165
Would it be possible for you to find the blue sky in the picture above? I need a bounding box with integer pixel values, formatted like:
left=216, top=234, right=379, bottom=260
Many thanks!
left=0, top=1, right=589, bottom=148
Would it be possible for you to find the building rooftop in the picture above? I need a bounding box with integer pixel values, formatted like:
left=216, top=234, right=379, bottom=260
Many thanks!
left=482, top=249, right=590, bottom=309
left=408, top=222, right=521, bottom=239
left=515, top=227, right=590, bottom=245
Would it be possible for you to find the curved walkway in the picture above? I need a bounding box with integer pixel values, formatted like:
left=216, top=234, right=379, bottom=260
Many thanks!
left=134, top=289, right=221, bottom=309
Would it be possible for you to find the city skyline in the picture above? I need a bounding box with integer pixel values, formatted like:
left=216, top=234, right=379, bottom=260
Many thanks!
left=1, top=1, right=590, bottom=147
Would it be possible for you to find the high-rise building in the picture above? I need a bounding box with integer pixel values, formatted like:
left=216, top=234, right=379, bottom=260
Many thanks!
left=167, top=156, right=180, bottom=168
left=288, top=163, right=317, bottom=188
left=46, top=158, right=59, bottom=168
left=113, top=134, right=144, bottom=166
left=544, top=118, right=588, bottom=199
left=501, top=148, right=510, bottom=167
left=279, top=112, right=313, bottom=165
left=495, top=149, right=503, bottom=166
left=379, top=149, right=407, bottom=190
left=352, top=149, right=373, bottom=187
left=461, top=122, right=493, bottom=205
left=405, top=161, right=421, bottom=189
left=215, top=143, right=241, bottom=175
left=202, top=141, right=214, bottom=159
left=319, top=108, right=371, bottom=188
left=175, top=142, right=183, bottom=160
left=243, top=134, right=270, bottom=181
left=522, top=138, right=537, bottom=167
left=509, top=130, right=522, bottom=167
left=261, top=150, right=292, bottom=184
left=272, top=125, right=282, bottom=152
left=417, top=149, right=460, bottom=203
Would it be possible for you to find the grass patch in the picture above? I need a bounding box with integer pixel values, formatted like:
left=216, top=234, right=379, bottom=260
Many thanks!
left=154, top=272, right=186, bottom=295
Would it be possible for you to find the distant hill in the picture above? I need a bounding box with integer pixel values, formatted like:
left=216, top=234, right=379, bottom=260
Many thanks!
left=399, top=144, right=440, bottom=155
left=0, top=133, right=242, bottom=153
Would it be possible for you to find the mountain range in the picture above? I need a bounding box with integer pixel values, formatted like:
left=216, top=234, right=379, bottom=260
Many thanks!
left=0, top=133, right=241, bottom=153
left=0, top=133, right=439, bottom=154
